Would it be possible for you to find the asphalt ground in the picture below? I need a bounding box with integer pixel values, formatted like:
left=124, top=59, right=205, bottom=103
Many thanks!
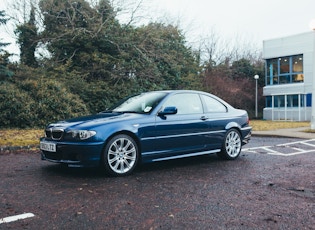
left=0, top=136, right=314, bottom=229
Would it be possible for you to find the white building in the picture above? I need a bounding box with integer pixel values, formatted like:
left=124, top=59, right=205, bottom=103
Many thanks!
left=263, top=31, right=315, bottom=121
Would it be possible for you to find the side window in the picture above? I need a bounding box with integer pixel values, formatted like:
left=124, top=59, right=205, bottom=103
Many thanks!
left=163, top=93, right=203, bottom=114
left=201, top=95, right=227, bottom=113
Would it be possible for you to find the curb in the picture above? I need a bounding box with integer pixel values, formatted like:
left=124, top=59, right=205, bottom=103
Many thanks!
left=252, top=128, right=315, bottom=139
left=0, top=145, right=39, bottom=153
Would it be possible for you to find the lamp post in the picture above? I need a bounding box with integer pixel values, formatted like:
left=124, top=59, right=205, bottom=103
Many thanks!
left=254, top=75, right=259, bottom=118
left=309, top=19, right=315, bottom=30
left=310, top=19, right=315, bottom=129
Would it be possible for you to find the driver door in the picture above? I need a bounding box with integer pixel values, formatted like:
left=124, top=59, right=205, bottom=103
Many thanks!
left=152, top=92, right=208, bottom=159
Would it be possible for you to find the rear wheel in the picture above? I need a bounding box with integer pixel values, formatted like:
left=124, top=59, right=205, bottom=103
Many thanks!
left=218, top=128, right=242, bottom=160
left=103, top=134, right=139, bottom=176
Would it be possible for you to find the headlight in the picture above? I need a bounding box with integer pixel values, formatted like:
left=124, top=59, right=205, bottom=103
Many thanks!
left=68, top=130, right=96, bottom=140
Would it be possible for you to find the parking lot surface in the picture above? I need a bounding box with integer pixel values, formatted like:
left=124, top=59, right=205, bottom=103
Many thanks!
left=0, top=137, right=314, bottom=229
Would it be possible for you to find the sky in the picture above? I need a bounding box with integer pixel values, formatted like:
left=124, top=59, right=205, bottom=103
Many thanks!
left=1, top=0, right=315, bottom=59
left=149, top=0, right=315, bottom=44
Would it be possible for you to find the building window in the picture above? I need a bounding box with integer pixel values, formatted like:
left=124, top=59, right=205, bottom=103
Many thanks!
left=266, top=96, right=272, bottom=107
left=306, top=94, right=312, bottom=107
left=265, top=94, right=308, bottom=108
left=274, top=95, right=285, bottom=107
left=266, top=59, right=278, bottom=85
left=266, top=54, right=303, bottom=85
left=287, top=95, right=299, bottom=107
left=292, top=55, right=303, bottom=82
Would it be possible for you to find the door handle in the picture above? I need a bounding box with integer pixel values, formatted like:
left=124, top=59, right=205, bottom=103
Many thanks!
left=200, top=116, right=209, bottom=121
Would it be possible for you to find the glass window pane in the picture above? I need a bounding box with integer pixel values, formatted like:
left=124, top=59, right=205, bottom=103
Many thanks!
left=163, top=93, right=203, bottom=114
left=266, top=76, right=271, bottom=85
left=292, top=95, right=299, bottom=107
left=287, top=95, right=299, bottom=107
left=292, top=55, right=303, bottom=73
left=287, top=95, right=292, bottom=107
left=201, top=95, right=227, bottom=113
left=307, top=94, right=312, bottom=107
left=292, top=74, right=304, bottom=83
left=273, top=96, right=279, bottom=108
left=266, top=59, right=278, bottom=85
left=113, top=92, right=167, bottom=113
left=275, top=95, right=285, bottom=107
left=279, top=57, right=290, bottom=74
left=300, top=95, right=304, bottom=107
left=279, top=75, right=290, bottom=84
left=266, top=96, right=272, bottom=107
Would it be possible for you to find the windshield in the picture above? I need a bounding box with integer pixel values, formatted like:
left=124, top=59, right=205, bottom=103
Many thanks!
left=111, top=92, right=168, bottom=114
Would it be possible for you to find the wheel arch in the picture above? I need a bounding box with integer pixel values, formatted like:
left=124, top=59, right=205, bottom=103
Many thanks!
left=100, top=130, right=142, bottom=164
left=218, top=127, right=242, bottom=160
left=225, top=122, right=242, bottom=137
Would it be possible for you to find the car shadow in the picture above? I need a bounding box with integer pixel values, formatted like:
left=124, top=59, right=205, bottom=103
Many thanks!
left=136, top=154, right=220, bottom=172
left=40, top=153, right=238, bottom=179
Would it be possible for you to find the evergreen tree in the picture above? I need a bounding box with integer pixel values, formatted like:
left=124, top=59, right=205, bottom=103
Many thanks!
left=15, top=5, right=38, bottom=67
left=0, top=10, right=13, bottom=78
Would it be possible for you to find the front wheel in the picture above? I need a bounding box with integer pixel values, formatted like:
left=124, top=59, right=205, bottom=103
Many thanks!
left=217, top=129, right=242, bottom=160
left=102, top=134, right=139, bottom=176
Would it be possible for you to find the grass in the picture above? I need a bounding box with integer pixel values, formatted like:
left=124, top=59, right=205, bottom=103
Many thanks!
left=0, top=120, right=312, bottom=147
left=250, top=120, right=310, bottom=131
left=0, top=129, right=43, bottom=147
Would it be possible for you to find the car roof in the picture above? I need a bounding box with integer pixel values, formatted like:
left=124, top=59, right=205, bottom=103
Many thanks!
left=147, top=89, right=217, bottom=97
left=147, top=89, right=209, bottom=94
left=148, top=90, right=233, bottom=109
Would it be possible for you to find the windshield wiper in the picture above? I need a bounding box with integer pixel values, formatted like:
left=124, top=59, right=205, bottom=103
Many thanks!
left=100, top=110, right=144, bottom=114
left=99, top=110, right=123, bottom=114
left=115, top=110, right=142, bottom=114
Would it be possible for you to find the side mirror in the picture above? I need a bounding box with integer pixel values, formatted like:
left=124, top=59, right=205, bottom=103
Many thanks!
left=158, top=106, right=178, bottom=116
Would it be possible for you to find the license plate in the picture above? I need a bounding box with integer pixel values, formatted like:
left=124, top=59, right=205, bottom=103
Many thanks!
left=40, top=141, right=56, bottom=152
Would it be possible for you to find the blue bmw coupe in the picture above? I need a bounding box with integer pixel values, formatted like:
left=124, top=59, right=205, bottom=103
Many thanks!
left=40, top=90, right=252, bottom=176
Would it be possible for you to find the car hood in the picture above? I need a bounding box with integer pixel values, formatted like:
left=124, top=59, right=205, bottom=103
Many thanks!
left=47, top=112, right=143, bottom=130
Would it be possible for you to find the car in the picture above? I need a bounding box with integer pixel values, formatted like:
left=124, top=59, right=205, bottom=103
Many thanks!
left=40, top=90, right=252, bottom=176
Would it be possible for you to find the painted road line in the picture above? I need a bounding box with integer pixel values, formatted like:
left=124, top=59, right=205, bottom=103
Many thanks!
left=0, top=213, right=35, bottom=224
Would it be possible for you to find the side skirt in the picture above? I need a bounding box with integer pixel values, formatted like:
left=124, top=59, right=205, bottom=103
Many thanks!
left=151, top=149, right=221, bottom=162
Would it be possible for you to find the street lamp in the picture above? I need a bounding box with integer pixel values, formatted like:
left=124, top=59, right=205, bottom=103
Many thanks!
left=309, top=19, right=315, bottom=30
left=254, top=75, right=259, bottom=118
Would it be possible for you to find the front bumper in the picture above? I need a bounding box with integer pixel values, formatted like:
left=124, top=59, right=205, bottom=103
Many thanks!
left=40, top=139, right=104, bottom=167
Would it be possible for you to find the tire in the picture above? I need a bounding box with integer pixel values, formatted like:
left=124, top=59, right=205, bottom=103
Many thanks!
left=218, top=128, right=242, bottom=160
left=103, top=134, right=139, bottom=176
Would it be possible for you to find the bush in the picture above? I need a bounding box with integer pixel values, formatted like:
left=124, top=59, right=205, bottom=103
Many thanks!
left=0, top=79, right=89, bottom=128
left=0, top=81, right=37, bottom=128
left=18, top=78, right=89, bottom=127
